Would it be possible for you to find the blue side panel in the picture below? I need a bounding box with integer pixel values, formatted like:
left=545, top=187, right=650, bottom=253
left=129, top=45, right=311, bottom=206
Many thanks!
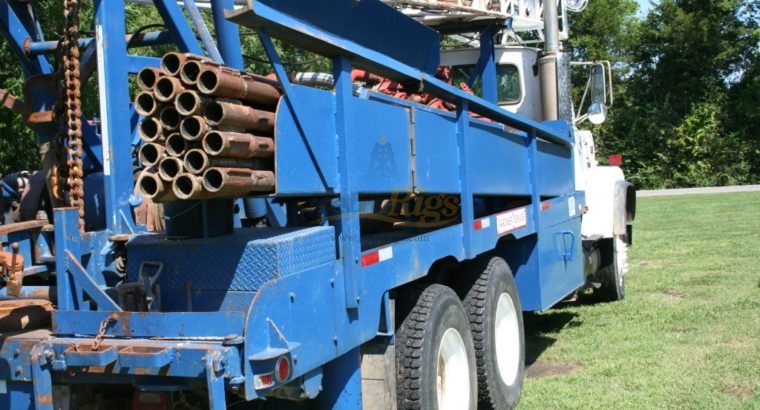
left=413, top=109, right=460, bottom=193
left=349, top=99, right=412, bottom=193
left=126, top=227, right=335, bottom=311
left=536, top=217, right=583, bottom=308
left=536, top=140, right=574, bottom=197
left=275, top=87, right=339, bottom=195
left=465, top=121, right=531, bottom=195
left=511, top=194, right=585, bottom=311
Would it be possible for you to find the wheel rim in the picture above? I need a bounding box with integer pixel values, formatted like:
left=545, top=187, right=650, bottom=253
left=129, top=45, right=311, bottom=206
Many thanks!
left=437, top=328, right=471, bottom=410
left=495, top=293, right=520, bottom=386
left=614, top=236, right=629, bottom=290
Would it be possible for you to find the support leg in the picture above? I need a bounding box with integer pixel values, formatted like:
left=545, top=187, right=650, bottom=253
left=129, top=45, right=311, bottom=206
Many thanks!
left=315, top=347, right=362, bottom=410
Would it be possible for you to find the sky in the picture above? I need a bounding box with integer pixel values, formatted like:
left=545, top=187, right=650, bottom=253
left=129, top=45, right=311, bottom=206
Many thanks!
left=637, top=0, right=658, bottom=16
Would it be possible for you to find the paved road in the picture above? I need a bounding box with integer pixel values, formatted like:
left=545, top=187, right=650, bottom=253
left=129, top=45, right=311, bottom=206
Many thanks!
left=637, top=185, right=760, bottom=197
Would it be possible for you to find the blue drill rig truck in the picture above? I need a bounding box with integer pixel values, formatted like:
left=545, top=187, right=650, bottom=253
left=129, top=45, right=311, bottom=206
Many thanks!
left=0, top=0, right=635, bottom=408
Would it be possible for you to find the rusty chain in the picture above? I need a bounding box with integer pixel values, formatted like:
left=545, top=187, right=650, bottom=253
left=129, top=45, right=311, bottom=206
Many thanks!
left=92, top=313, right=118, bottom=351
left=60, top=0, right=85, bottom=232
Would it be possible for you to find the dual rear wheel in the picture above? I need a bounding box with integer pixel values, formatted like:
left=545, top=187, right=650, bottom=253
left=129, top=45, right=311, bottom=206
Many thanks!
left=395, top=256, right=524, bottom=409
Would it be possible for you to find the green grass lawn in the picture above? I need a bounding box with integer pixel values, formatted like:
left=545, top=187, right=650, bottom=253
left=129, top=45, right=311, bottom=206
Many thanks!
left=519, top=192, right=760, bottom=409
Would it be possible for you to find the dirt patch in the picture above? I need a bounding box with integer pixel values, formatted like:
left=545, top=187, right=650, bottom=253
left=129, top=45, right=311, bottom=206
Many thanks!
left=720, top=383, right=756, bottom=401
left=663, top=290, right=687, bottom=299
left=670, top=327, right=693, bottom=334
left=526, top=360, right=580, bottom=379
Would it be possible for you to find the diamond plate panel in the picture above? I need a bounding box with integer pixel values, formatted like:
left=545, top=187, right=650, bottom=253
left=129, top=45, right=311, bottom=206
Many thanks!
left=127, top=227, right=335, bottom=292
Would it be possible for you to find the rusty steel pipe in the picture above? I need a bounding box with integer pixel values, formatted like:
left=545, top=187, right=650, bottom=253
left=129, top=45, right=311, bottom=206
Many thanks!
left=138, top=169, right=178, bottom=202
left=164, top=132, right=191, bottom=157
left=154, top=76, right=184, bottom=103
left=159, top=106, right=181, bottom=131
left=180, top=115, right=210, bottom=141
left=202, top=167, right=275, bottom=195
left=134, top=91, right=164, bottom=117
left=180, top=60, right=206, bottom=87
left=139, top=143, right=166, bottom=167
left=158, top=157, right=184, bottom=182
left=184, top=149, right=268, bottom=175
left=161, top=52, right=208, bottom=77
left=137, top=67, right=163, bottom=91
left=139, top=117, right=164, bottom=143
left=175, top=90, right=212, bottom=116
left=204, top=100, right=275, bottom=133
left=197, top=67, right=281, bottom=107
left=173, top=173, right=212, bottom=200
left=202, top=131, right=274, bottom=159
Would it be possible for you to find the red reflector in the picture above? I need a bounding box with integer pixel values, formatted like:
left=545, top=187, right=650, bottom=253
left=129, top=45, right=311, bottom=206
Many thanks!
left=256, top=373, right=275, bottom=389
left=361, top=252, right=379, bottom=267
left=609, top=154, right=623, bottom=166
left=474, top=220, right=482, bottom=230
left=541, top=202, right=551, bottom=210
left=275, top=356, right=291, bottom=382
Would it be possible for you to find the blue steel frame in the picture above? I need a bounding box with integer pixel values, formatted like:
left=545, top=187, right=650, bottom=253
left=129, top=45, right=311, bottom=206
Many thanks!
left=0, top=1, right=585, bottom=409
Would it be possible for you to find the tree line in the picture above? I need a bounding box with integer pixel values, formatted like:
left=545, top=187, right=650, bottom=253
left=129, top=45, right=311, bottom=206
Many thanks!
left=570, top=0, right=759, bottom=188
left=0, top=0, right=758, bottom=189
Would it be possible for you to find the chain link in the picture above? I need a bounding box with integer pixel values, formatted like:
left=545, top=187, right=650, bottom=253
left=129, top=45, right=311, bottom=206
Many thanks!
left=92, top=313, right=118, bottom=351
left=61, top=0, right=85, bottom=232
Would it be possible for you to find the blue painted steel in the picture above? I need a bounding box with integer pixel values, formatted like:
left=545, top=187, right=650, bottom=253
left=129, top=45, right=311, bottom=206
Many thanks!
left=334, top=56, right=361, bottom=309
left=30, top=344, right=52, bottom=410
left=153, top=0, right=204, bottom=54
left=2, top=382, right=33, bottom=410
left=182, top=0, right=223, bottom=63
left=63, top=345, right=119, bottom=367
left=456, top=102, right=477, bottom=259
left=94, top=0, right=135, bottom=234
left=315, top=348, right=363, bottom=409
left=26, top=31, right=174, bottom=56
left=0, top=1, right=590, bottom=408
left=0, top=1, right=53, bottom=75
left=273, top=86, right=339, bottom=194
left=53, top=311, right=246, bottom=338
left=232, top=0, right=441, bottom=74
left=54, top=208, right=81, bottom=311
left=212, top=0, right=244, bottom=68
left=477, top=28, right=499, bottom=103
left=230, top=0, right=571, bottom=146
left=126, top=226, right=334, bottom=292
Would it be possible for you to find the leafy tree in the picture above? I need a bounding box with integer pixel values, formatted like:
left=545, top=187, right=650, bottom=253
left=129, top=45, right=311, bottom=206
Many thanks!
left=609, top=0, right=759, bottom=187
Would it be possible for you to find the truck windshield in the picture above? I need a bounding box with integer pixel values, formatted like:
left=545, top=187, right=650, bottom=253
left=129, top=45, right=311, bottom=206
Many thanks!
left=451, top=64, right=521, bottom=105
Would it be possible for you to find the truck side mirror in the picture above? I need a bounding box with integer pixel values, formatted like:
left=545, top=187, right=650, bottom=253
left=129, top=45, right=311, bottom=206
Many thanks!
left=587, top=65, right=608, bottom=124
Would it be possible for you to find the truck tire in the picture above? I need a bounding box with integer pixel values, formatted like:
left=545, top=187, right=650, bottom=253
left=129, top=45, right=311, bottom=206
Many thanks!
left=597, top=236, right=628, bottom=301
left=457, top=256, right=524, bottom=409
left=396, top=284, right=477, bottom=410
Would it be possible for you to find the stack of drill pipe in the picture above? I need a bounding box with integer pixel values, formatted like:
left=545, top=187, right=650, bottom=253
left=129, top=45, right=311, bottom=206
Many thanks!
left=134, top=52, right=280, bottom=202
